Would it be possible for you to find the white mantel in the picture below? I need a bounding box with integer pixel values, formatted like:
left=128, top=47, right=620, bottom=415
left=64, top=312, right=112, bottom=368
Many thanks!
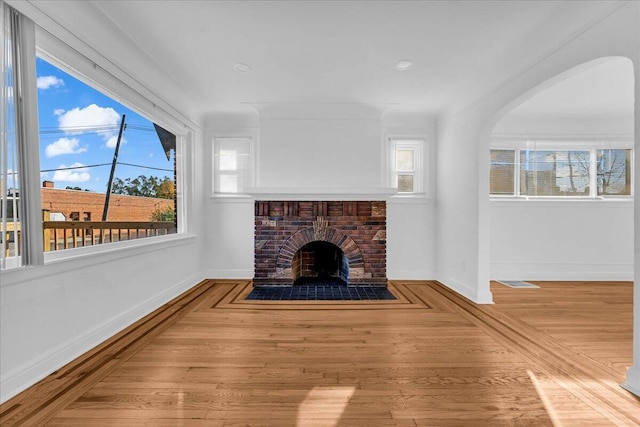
left=247, top=187, right=397, bottom=201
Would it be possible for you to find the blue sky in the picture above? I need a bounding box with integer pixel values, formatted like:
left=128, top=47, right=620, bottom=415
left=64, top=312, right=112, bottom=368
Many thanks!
left=37, top=58, right=174, bottom=193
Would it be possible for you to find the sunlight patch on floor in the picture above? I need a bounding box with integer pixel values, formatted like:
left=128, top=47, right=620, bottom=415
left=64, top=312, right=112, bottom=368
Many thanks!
left=527, top=369, right=562, bottom=427
left=297, top=386, right=356, bottom=426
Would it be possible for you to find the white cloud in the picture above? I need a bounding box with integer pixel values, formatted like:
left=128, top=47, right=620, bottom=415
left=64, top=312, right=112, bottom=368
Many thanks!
left=37, top=75, right=64, bottom=90
left=45, top=137, right=87, bottom=157
left=52, top=162, right=90, bottom=182
left=53, top=108, right=65, bottom=116
left=105, top=134, right=126, bottom=149
left=57, top=104, right=122, bottom=148
left=57, top=104, right=120, bottom=136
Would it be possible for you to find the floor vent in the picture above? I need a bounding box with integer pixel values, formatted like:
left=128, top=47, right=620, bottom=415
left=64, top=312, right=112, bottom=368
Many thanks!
left=496, top=280, right=539, bottom=289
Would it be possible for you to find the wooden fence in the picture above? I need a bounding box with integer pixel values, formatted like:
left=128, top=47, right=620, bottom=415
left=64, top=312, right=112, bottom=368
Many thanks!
left=42, top=221, right=176, bottom=251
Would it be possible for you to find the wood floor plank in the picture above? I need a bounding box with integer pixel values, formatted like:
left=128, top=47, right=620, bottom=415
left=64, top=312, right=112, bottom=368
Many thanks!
left=0, top=280, right=638, bottom=426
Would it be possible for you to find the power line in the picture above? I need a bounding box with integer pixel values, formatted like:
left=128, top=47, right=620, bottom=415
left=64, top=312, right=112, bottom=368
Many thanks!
left=38, top=124, right=156, bottom=134
left=40, top=163, right=111, bottom=172
left=41, top=162, right=173, bottom=173
left=119, top=162, right=173, bottom=172
left=38, top=125, right=121, bottom=134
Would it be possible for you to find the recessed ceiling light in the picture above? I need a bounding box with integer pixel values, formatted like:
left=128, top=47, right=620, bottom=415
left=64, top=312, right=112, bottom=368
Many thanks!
left=395, top=60, right=413, bottom=71
left=234, top=63, right=251, bottom=73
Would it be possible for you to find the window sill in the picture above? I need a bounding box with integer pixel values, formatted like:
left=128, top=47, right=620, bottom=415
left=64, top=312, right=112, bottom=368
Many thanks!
left=490, top=197, right=633, bottom=208
left=44, top=232, right=196, bottom=264
left=210, top=194, right=254, bottom=204
left=389, top=193, right=431, bottom=204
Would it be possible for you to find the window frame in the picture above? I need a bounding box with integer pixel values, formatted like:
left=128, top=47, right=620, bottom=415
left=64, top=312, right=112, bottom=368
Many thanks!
left=0, top=8, right=194, bottom=270
left=490, top=138, right=634, bottom=200
left=386, top=136, right=425, bottom=197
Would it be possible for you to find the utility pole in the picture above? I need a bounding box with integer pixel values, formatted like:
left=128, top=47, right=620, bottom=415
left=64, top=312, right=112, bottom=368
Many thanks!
left=102, top=114, right=126, bottom=221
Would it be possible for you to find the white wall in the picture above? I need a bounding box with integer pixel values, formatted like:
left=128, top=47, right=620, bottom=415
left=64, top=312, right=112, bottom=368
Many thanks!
left=259, top=111, right=382, bottom=189
left=437, top=112, right=493, bottom=303
left=490, top=200, right=633, bottom=280
left=203, top=106, right=438, bottom=280
left=0, top=234, right=204, bottom=402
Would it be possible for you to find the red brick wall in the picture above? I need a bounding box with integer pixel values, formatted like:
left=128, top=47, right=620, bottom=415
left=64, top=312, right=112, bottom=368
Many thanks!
left=41, top=188, right=174, bottom=221
left=254, top=201, right=387, bottom=286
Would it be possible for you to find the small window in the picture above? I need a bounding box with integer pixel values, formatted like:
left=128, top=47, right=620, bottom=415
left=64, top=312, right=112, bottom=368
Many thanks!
left=213, top=137, right=253, bottom=195
left=69, top=212, right=79, bottom=221
left=389, top=138, right=423, bottom=194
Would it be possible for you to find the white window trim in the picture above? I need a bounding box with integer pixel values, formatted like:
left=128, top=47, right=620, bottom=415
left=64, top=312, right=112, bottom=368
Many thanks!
left=490, top=139, right=634, bottom=201
left=211, top=135, right=255, bottom=198
left=386, top=135, right=426, bottom=198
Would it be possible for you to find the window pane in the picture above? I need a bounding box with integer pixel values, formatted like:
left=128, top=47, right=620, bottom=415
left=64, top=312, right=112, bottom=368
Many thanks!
left=397, top=174, right=414, bottom=193
left=520, top=150, right=590, bottom=196
left=396, top=149, right=414, bottom=171
left=597, top=149, right=631, bottom=196
left=219, top=150, right=237, bottom=171
left=218, top=174, right=238, bottom=193
left=490, top=150, right=515, bottom=195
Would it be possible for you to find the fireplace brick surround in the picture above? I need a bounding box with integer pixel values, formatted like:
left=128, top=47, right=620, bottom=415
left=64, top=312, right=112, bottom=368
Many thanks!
left=254, top=201, right=387, bottom=286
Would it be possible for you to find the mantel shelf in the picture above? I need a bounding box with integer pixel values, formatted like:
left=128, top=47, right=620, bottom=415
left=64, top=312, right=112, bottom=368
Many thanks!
left=246, top=187, right=397, bottom=201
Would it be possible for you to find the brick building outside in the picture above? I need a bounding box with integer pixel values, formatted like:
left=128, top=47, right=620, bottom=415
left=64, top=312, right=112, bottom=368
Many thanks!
left=39, top=181, right=175, bottom=252
left=41, top=180, right=173, bottom=222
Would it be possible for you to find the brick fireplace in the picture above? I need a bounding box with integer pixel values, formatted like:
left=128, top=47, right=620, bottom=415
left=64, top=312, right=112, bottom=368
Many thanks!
left=254, top=201, right=387, bottom=286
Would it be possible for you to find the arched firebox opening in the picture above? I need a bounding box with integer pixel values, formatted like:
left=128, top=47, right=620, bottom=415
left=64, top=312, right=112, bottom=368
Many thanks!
left=292, top=241, right=349, bottom=286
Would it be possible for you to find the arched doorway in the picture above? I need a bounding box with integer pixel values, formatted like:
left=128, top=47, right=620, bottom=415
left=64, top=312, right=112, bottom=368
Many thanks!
left=488, top=57, right=634, bottom=283
left=483, top=55, right=637, bottom=395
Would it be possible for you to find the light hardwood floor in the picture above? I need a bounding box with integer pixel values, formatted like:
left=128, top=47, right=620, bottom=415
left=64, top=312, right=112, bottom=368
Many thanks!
left=1, top=280, right=638, bottom=426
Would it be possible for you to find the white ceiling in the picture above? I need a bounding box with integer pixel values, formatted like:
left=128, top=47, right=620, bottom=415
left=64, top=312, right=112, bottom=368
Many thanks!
left=501, top=57, right=634, bottom=120
left=85, top=0, right=626, bottom=121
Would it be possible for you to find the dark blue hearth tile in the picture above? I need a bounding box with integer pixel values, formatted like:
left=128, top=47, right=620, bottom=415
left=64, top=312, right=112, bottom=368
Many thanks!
left=247, top=284, right=395, bottom=301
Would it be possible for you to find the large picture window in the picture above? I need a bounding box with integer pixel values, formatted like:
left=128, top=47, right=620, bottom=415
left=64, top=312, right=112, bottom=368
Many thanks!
left=490, top=143, right=632, bottom=198
left=1, top=2, right=188, bottom=269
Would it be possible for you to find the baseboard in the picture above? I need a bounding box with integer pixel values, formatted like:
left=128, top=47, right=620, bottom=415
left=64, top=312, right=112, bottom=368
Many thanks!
left=621, top=365, right=640, bottom=398
left=387, top=270, right=435, bottom=281
left=436, top=276, right=494, bottom=304
left=0, top=271, right=207, bottom=404
left=202, top=269, right=253, bottom=280
left=491, top=262, right=633, bottom=281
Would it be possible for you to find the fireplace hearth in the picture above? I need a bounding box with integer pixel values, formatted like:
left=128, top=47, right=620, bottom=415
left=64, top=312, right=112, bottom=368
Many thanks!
left=254, top=201, right=387, bottom=286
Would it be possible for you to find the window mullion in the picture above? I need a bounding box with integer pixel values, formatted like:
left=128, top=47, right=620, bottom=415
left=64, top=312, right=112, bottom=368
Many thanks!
left=514, top=149, right=521, bottom=197
left=590, top=147, right=598, bottom=198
